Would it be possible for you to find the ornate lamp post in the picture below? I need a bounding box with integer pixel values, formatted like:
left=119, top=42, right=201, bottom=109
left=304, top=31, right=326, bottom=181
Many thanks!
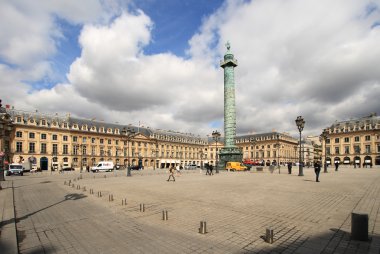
left=295, top=116, right=305, bottom=176
left=212, top=130, right=221, bottom=173
left=199, top=150, right=203, bottom=169
left=321, top=129, right=328, bottom=173
left=276, top=134, right=280, bottom=173
left=121, top=127, right=135, bottom=177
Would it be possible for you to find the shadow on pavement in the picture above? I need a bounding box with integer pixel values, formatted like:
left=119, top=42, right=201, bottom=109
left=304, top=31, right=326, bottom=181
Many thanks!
left=1, top=193, right=87, bottom=229
left=241, top=226, right=378, bottom=253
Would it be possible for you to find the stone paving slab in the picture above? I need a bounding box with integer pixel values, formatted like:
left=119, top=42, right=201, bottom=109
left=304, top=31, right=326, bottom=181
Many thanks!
left=1, top=166, right=380, bottom=253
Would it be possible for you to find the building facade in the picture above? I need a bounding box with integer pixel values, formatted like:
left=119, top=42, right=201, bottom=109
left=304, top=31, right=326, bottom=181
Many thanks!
left=321, top=113, right=380, bottom=167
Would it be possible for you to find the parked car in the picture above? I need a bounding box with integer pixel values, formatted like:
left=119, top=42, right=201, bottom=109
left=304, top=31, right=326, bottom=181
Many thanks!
left=6, top=163, right=24, bottom=176
left=225, top=162, right=248, bottom=171
left=185, top=164, right=197, bottom=170
left=62, top=167, right=75, bottom=171
left=129, top=165, right=141, bottom=170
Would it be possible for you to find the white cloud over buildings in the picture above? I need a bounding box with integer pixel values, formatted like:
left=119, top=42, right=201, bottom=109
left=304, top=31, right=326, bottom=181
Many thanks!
left=0, top=0, right=379, bottom=137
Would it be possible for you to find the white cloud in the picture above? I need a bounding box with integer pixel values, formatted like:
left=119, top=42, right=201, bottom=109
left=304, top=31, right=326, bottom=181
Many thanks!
left=1, top=0, right=379, bottom=138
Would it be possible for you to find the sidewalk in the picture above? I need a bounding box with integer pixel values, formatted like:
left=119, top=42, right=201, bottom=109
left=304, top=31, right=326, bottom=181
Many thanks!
left=0, top=180, right=18, bottom=254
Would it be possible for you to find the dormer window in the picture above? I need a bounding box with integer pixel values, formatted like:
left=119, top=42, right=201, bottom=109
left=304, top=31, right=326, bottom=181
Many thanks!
left=41, top=120, right=46, bottom=125
left=16, top=117, right=22, bottom=123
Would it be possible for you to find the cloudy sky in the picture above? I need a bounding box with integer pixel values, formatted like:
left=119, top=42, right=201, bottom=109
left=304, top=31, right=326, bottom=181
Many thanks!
left=1, top=0, right=379, bottom=138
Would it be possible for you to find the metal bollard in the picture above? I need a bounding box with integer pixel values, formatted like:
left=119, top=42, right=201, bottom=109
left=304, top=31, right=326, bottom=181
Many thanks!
left=83, top=186, right=86, bottom=191
left=109, top=194, right=114, bottom=202
left=74, top=178, right=76, bottom=182
left=97, top=191, right=102, bottom=197
left=351, top=212, right=369, bottom=241
left=140, top=203, right=145, bottom=212
left=122, top=198, right=127, bottom=206
left=266, top=228, right=274, bottom=244
left=162, top=210, right=168, bottom=221
left=199, top=221, right=207, bottom=234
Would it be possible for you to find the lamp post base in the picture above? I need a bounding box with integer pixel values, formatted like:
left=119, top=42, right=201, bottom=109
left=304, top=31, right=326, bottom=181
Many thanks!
left=127, top=167, right=131, bottom=177
left=298, top=165, right=304, bottom=176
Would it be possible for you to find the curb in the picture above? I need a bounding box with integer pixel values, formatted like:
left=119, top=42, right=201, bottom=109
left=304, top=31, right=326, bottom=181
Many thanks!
left=0, top=180, right=18, bottom=254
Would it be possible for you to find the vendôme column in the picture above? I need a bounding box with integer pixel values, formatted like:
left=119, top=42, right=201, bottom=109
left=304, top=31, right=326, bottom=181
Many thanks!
left=219, top=42, right=243, bottom=167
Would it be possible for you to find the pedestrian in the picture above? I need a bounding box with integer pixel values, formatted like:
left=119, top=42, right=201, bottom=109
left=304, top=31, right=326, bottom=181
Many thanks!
left=176, top=164, right=181, bottom=176
left=287, top=162, right=292, bottom=174
left=335, top=161, right=339, bottom=171
left=205, top=163, right=210, bottom=175
left=86, top=165, right=90, bottom=172
left=314, top=160, right=321, bottom=182
left=209, top=164, right=214, bottom=175
left=167, top=165, right=175, bottom=182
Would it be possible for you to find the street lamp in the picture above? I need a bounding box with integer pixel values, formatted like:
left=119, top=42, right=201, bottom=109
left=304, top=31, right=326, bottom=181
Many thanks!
left=320, top=129, right=328, bottom=173
left=295, top=116, right=305, bottom=176
left=276, top=134, right=280, bottom=173
left=212, top=130, right=221, bottom=173
left=121, top=127, right=135, bottom=177
left=199, top=149, right=203, bottom=169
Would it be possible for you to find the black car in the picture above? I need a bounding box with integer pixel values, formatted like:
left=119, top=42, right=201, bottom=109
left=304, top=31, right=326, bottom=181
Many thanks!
left=129, top=165, right=141, bottom=170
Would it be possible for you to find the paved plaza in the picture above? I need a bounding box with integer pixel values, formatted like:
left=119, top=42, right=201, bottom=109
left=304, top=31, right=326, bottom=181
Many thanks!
left=1, top=166, right=380, bottom=254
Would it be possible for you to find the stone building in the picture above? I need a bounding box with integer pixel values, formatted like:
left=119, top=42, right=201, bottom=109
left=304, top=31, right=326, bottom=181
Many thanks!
left=321, top=113, right=380, bottom=167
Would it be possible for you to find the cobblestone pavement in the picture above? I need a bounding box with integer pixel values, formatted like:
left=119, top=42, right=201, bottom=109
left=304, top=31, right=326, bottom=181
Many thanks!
left=3, top=166, right=380, bottom=253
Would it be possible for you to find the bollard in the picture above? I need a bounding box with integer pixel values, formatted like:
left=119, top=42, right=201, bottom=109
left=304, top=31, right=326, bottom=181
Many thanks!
left=104, top=175, right=107, bottom=178
left=72, top=184, right=75, bottom=188
left=97, top=191, right=102, bottom=197
left=199, top=221, right=207, bottom=234
left=68, top=180, right=71, bottom=185
left=109, top=194, right=114, bottom=202
left=266, top=228, right=274, bottom=244
left=162, top=210, right=168, bottom=221
left=80, top=174, right=82, bottom=179
left=140, top=203, right=145, bottom=212
left=122, top=198, right=127, bottom=206
left=90, top=189, right=93, bottom=194
left=83, top=186, right=86, bottom=191
left=94, top=176, right=95, bottom=179
left=351, top=212, right=369, bottom=241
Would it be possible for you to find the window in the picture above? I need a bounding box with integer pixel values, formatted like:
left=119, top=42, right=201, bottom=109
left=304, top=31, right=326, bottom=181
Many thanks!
left=92, top=146, right=96, bottom=156
left=267, top=151, right=270, bottom=157
left=83, top=137, right=87, bottom=143
left=52, top=134, right=58, bottom=141
left=116, top=140, right=119, bottom=145
left=41, top=143, right=47, bottom=154
left=100, top=148, right=104, bottom=156
left=354, top=145, right=360, bottom=153
left=63, top=145, right=68, bottom=155
left=52, top=144, right=58, bottom=155
left=73, top=136, right=78, bottom=142
left=29, top=143, right=35, bottom=153
left=41, top=133, right=47, bottom=139
left=108, top=140, right=111, bottom=145
left=16, top=117, right=22, bottom=123
left=354, top=136, right=360, bottom=142
left=377, top=144, right=380, bottom=153
left=344, top=146, right=349, bottom=154
left=41, top=120, right=46, bottom=125
left=73, top=145, right=78, bottom=155
left=344, top=137, right=349, bottom=143
left=267, top=145, right=270, bottom=148
left=16, top=131, right=22, bottom=138
left=365, top=135, right=370, bottom=141
left=326, top=139, right=330, bottom=144
left=335, top=147, right=339, bottom=154
left=365, top=145, right=370, bottom=153
left=334, top=138, right=339, bottom=143
left=29, top=132, right=35, bottom=139
left=16, top=142, right=23, bottom=152
left=326, top=147, right=331, bottom=155
left=63, top=135, right=68, bottom=141
left=91, top=138, right=95, bottom=144
left=100, top=139, right=104, bottom=144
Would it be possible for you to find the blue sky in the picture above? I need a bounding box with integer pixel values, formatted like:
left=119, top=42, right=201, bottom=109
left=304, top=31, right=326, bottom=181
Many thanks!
left=0, top=0, right=379, bottom=136
left=48, top=0, right=225, bottom=86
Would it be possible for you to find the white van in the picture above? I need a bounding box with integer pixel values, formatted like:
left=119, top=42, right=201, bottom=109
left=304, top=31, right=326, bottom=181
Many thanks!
left=91, top=161, right=114, bottom=173
left=6, top=163, right=24, bottom=176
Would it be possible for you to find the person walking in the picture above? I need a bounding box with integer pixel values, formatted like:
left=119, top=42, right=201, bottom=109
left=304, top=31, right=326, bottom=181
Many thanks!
left=209, top=164, right=214, bottom=175
left=335, top=161, right=339, bottom=171
left=176, top=164, right=181, bottom=176
left=287, top=162, right=292, bottom=174
left=167, top=165, right=175, bottom=182
left=205, top=163, right=210, bottom=175
left=314, top=160, right=321, bottom=182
